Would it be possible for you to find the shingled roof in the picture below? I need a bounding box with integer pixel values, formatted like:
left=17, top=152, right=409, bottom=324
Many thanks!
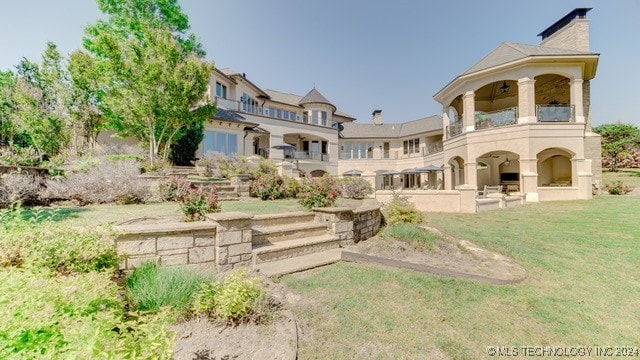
left=463, top=42, right=596, bottom=75
left=264, top=89, right=355, bottom=119
left=340, top=115, right=442, bottom=139
left=298, top=88, right=335, bottom=108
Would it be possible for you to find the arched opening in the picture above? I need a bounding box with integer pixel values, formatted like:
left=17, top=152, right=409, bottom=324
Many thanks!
left=537, top=148, right=573, bottom=186
left=473, top=80, right=518, bottom=129
left=310, top=169, right=327, bottom=178
left=534, top=74, right=573, bottom=122
left=448, top=156, right=465, bottom=189
left=476, top=151, right=520, bottom=193
left=446, top=97, right=463, bottom=138
left=252, top=134, right=270, bottom=158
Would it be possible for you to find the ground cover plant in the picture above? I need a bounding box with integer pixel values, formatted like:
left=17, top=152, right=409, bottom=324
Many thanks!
left=284, top=196, right=640, bottom=359
left=602, top=168, right=640, bottom=189
left=379, top=223, right=439, bottom=251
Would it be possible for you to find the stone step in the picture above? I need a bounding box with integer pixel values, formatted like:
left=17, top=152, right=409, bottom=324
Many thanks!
left=253, top=234, right=340, bottom=264
left=252, top=212, right=316, bottom=228
left=253, top=248, right=342, bottom=277
left=252, top=222, right=328, bottom=245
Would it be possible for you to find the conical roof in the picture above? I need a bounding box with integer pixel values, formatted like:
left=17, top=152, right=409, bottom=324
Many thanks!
left=298, top=88, right=335, bottom=108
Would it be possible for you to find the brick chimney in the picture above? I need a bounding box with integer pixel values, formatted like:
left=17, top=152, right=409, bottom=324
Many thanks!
left=538, top=8, right=591, bottom=52
left=372, top=110, right=383, bottom=125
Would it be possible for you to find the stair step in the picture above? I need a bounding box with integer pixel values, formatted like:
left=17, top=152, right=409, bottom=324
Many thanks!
left=252, top=222, right=328, bottom=245
left=253, top=234, right=340, bottom=264
left=252, top=212, right=316, bottom=228
left=253, top=248, right=343, bottom=277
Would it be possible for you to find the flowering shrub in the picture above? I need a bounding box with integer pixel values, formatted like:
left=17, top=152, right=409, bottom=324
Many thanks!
left=251, top=173, right=286, bottom=200
left=297, top=175, right=341, bottom=209
left=156, top=176, right=189, bottom=201
left=339, top=177, right=374, bottom=199
left=179, top=186, right=221, bottom=221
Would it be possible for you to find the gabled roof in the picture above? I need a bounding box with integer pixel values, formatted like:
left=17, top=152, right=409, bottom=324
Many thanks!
left=298, top=88, right=334, bottom=107
left=340, top=115, right=442, bottom=139
left=218, top=68, right=270, bottom=98
left=463, top=42, right=595, bottom=75
left=264, top=89, right=355, bottom=119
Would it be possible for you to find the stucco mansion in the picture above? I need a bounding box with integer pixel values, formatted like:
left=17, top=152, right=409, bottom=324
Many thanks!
left=198, top=8, right=601, bottom=213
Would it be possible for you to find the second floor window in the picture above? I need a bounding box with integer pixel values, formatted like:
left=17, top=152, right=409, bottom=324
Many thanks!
left=215, top=82, right=227, bottom=99
left=403, top=138, right=420, bottom=154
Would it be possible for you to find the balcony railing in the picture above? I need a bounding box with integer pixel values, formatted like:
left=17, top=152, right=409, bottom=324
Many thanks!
left=536, top=105, right=575, bottom=122
left=425, top=141, right=443, bottom=155
left=446, top=121, right=464, bottom=139
left=293, top=151, right=329, bottom=162
left=214, top=96, right=262, bottom=115
left=475, top=107, right=518, bottom=130
left=339, top=151, right=373, bottom=160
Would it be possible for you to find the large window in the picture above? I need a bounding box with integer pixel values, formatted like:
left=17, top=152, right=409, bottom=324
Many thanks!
left=266, top=107, right=296, bottom=121
left=202, top=130, right=238, bottom=156
left=403, top=138, right=420, bottom=155
left=215, top=82, right=227, bottom=99
left=241, top=92, right=259, bottom=114
left=343, top=141, right=373, bottom=159
left=309, top=110, right=328, bottom=126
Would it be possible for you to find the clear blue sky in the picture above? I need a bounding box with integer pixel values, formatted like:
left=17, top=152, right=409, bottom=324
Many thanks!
left=1, top=0, right=638, bottom=126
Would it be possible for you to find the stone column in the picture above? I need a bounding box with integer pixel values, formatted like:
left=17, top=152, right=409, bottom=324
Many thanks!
left=464, top=162, right=478, bottom=188
left=458, top=185, right=477, bottom=213
left=570, top=78, right=585, bottom=123
left=576, top=159, right=593, bottom=200
left=443, top=164, right=452, bottom=190
left=517, top=77, right=536, bottom=123
left=462, top=91, right=476, bottom=132
left=519, top=158, right=539, bottom=202
left=206, top=212, right=254, bottom=273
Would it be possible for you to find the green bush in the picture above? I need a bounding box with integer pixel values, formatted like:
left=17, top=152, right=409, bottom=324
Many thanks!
left=192, top=269, right=267, bottom=323
left=380, top=223, right=439, bottom=251
left=179, top=185, right=221, bottom=221
left=0, top=268, right=174, bottom=359
left=339, top=177, right=374, bottom=199
left=0, top=212, right=118, bottom=273
left=251, top=173, right=286, bottom=200
left=127, top=262, right=211, bottom=312
left=385, top=194, right=424, bottom=225
left=604, top=180, right=633, bottom=195
left=283, top=177, right=300, bottom=198
left=297, top=175, right=341, bottom=209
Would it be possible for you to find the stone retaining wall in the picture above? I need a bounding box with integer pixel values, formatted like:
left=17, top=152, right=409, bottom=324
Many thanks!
left=314, top=199, right=383, bottom=245
left=115, top=222, right=217, bottom=271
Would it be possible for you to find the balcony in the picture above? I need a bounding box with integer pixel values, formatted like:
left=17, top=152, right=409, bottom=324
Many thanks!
left=291, top=151, right=329, bottom=162
left=475, top=107, right=518, bottom=130
left=446, top=120, right=464, bottom=139
left=537, top=105, right=575, bottom=122
left=214, top=96, right=262, bottom=115
left=425, top=141, right=443, bottom=155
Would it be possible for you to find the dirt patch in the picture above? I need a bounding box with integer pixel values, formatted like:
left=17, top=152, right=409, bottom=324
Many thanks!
left=169, top=278, right=298, bottom=360
left=345, top=226, right=526, bottom=282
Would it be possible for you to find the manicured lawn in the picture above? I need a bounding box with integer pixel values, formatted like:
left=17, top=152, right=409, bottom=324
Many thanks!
left=283, top=196, right=640, bottom=359
left=603, top=168, right=640, bottom=187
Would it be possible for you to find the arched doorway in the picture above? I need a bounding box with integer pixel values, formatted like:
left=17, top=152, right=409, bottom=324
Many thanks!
left=448, top=156, right=465, bottom=189
left=310, top=169, right=327, bottom=178
left=537, top=148, right=574, bottom=186
left=476, top=151, right=520, bottom=192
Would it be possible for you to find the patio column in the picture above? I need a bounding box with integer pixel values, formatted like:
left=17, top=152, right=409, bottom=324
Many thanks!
left=520, top=158, right=539, bottom=202
left=443, top=164, right=452, bottom=190
left=517, top=77, right=536, bottom=123
left=462, top=91, right=476, bottom=132
left=570, top=79, right=585, bottom=123
left=270, top=134, right=284, bottom=160
left=464, top=162, right=477, bottom=188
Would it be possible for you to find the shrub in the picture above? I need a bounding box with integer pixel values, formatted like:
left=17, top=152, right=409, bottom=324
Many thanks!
left=283, top=176, right=301, bottom=198
left=0, top=214, right=119, bottom=273
left=385, top=193, right=424, bottom=225
left=380, top=223, right=439, bottom=251
left=0, top=172, right=44, bottom=208
left=191, top=269, right=267, bottom=323
left=0, top=268, right=174, bottom=359
left=156, top=176, right=189, bottom=202
left=0, top=146, right=41, bottom=166
left=44, top=159, right=151, bottom=205
left=251, top=173, right=286, bottom=200
left=179, top=185, right=221, bottom=221
left=196, top=152, right=277, bottom=179
left=297, top=175, right=341, bottom=209
left=126, top=262, right=211, bottom=312
left=339, top=177, right=374, bottom=199
left=604, top=181, right=633, bottom=195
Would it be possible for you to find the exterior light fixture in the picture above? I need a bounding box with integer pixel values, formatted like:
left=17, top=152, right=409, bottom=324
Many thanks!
left=500, top=81, right=510, bottom=94
left=504, top=155, right=510, bottom=166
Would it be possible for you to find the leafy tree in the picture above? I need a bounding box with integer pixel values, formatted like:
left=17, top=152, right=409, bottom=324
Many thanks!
left=0, top=70, right=16, bottom=145
left=82, top=0, right=214, bottom=165
left=169, top=119, right=204, bottom=166
left=9, top=42, right=70, bottom=157
left=593, top=123, right=640, bottom=171
left=68, top=50, right=106, bottom=153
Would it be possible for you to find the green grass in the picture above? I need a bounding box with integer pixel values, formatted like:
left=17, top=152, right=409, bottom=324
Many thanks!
left=284, top=196, right=640, bottom=359
left=379, top=223, right=440, bottom=251
left=126, top=262, right=211, bottom=313
left=603, top=168, right=640, bottom=187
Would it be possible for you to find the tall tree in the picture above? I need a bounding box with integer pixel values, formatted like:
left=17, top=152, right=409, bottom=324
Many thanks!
left=10, top=42, right=70, bottom=157
left=593, top=123, right=640, bottom=171
left=83, top=0, right=214, bottom=164
left=0, top=70, right=16, bottom=145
